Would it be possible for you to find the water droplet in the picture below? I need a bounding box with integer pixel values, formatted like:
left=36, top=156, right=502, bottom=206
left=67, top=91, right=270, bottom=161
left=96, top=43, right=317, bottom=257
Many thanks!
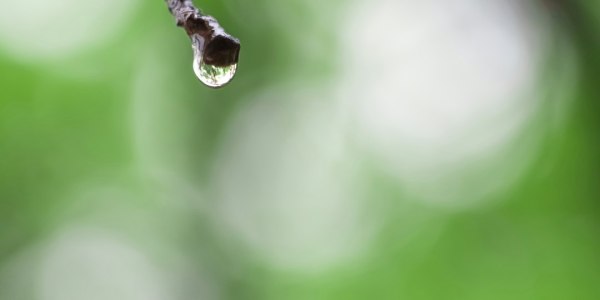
left=192, top=41, right=238, bottom=88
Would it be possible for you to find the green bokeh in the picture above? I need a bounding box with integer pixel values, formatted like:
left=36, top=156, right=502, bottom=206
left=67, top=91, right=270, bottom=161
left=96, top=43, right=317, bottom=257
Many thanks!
left=0, top=1, right=598, bottom=299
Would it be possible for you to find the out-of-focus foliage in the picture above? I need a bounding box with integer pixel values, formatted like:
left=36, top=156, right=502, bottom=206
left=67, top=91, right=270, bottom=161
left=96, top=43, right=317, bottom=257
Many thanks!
left=0, top=0, right=599, bottom=299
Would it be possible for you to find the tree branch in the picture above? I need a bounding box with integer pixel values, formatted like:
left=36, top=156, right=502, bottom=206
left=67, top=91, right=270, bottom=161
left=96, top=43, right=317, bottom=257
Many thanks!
left=165, top=0, right=240, bottom=67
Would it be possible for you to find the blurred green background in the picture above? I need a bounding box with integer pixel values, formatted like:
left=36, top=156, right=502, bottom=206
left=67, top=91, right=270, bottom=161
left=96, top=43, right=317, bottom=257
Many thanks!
left=0, top=0, right=599, bottom=299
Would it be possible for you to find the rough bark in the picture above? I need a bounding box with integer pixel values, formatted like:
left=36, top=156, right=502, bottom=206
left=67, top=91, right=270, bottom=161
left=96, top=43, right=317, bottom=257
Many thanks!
left=165, top=0, right=240, bottom=67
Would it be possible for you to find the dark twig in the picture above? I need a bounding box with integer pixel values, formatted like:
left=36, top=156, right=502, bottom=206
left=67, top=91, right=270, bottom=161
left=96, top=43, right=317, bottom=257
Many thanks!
left=165, top=0, right=240, bottom=67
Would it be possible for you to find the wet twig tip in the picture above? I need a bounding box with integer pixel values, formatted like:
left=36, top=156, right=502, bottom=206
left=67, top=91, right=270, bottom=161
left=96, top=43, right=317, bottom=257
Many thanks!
left=164, top=0, right=240, bottom=87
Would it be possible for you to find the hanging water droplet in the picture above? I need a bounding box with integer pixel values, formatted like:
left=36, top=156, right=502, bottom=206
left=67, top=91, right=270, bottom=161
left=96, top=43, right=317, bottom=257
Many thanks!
left=192, top=34, right=239, bottom=88
left=193, top=54, right=238, bottom=88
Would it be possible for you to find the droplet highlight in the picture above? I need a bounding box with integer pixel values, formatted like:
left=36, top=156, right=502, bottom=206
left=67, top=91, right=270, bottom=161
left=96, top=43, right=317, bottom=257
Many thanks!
left=193, top=43, right=238, bottom=88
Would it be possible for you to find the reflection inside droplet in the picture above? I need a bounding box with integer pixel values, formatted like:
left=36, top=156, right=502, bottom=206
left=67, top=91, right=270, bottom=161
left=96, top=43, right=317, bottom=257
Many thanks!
left=192, top=40, right=238, bottom=88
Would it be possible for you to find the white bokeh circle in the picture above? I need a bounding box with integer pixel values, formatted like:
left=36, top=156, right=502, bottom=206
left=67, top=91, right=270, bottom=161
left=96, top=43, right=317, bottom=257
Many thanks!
left=36, top=227, right=169, bottom=300
left=0, top=0, right=140, bottom=61
left=340, top=0, right=551, bottom=207
left=210, top=88, right=373, bottom=272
